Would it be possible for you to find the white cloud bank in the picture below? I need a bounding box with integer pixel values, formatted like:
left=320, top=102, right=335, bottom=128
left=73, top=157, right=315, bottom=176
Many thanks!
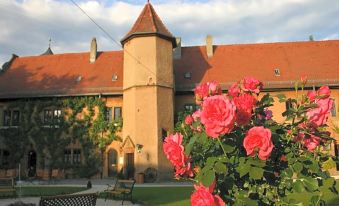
left=1, top=0, right=339, bottom=65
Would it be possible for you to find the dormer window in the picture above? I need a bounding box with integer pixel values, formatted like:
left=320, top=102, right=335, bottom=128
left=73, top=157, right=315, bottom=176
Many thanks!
left=184, top=72, right=191, bottom=79
left=274, top=68, right=281, bottom=76
left=76, top=76, right=82, bottom=82
left=112, top=74, right=118, bottom=81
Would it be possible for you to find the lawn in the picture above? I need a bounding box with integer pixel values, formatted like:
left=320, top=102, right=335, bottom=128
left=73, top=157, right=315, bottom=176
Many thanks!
left=0, top=186, right=87, bottom=198
left=129, top=181, right=339, bottom=206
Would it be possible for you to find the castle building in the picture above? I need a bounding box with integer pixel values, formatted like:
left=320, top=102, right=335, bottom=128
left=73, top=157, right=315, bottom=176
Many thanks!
left=0, top=2, right=338, bottom=180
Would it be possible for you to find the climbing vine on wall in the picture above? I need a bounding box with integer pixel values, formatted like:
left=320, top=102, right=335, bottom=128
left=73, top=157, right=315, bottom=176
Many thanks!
left=0, top=96, right=122, bottom=178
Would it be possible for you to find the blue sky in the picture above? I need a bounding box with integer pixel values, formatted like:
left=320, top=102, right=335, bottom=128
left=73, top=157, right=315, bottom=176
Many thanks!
left=1, top=0, right=339, bottom=65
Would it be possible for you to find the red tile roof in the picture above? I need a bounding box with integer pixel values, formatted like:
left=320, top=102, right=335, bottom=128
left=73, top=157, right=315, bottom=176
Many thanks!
left=174, top=40, right=339, bottom=91
left=0, top=51, right=123, bottom=98
left=1, top=40, right=339, bottom=99
left=120, top=2, right=176, bottom=47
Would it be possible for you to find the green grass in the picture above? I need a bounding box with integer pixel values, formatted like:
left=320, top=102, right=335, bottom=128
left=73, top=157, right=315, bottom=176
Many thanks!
left=0, top=186, right=87, bottom=198
left=133, top=187, right=192, bottom=206
left=102, top=181, right=339, bottom=206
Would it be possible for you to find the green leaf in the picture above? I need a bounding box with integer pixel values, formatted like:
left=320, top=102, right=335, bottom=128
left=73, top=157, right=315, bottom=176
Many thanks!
left=293, top=162, right=303, bottom=173
left=293, top=180, right=305, bottom=193
left=237, top=161, right=250, bottom=177
left=276, top=93, right=287, bottom=103
left=249, top=167, right=264, bottom=180
left=303, top=177, right=318, bottom=192
left=223, top=144, right=236, bottom=153
left=322, top=158, right=336, bottom=170
left=206, top=157, right=217, bottom=168
left=323, top=177, right=335, bottom=188
left=214, top=161, right=227, bottom=174
left=202, top=169, right=215, bottom=187
left=310, top=195, right=321, bottom=205
left=184, top=134, right=198, bottom=155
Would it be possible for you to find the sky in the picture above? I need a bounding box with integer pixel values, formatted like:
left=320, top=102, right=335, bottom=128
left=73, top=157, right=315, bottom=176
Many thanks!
left=1, top=0, right=339, bottom=65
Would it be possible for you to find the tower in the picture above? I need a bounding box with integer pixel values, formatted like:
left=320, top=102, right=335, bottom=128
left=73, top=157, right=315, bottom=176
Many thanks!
left=121, top=2, right=176, bottom=180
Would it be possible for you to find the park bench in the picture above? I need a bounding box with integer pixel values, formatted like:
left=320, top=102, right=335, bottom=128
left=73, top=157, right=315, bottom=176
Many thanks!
left=105, top=179, right=136, bottom=205
left=39, top=193, right=97, bottom=206
left=0, top=178, right=16, bottom=197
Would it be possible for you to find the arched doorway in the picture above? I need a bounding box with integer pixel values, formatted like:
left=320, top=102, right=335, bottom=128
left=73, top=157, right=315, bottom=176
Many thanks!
left=108, top=149, right=118, bottom=177
left=27, top=150, right=37, bottom=177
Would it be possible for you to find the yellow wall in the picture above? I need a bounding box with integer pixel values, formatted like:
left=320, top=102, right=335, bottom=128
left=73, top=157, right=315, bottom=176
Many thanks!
left=123, top=36, right=174, bottom=180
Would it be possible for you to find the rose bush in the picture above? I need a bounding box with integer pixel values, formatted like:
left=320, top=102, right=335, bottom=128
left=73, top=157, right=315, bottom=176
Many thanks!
left=163, top=77, right=338, bottom=205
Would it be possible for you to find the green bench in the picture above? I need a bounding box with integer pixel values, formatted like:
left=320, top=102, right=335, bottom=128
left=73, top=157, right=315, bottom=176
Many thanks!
left=105, top=179, right=136, bottom=205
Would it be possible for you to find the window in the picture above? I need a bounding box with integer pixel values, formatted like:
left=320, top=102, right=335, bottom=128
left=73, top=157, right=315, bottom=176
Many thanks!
left=2, top=110, right=20, bottom=127
left=184, top=104, right=196, bottom=112
left=54, top=109, right=62, bottom=124
left=0, top=150, right=10, bottom=168
left=114, top=107, right=122, bottom=121
left=331, top=99, right=336, bottom=117
left=184, top=72, right=191, bottom=79
left=3, top=110, right=11, bottom=126
left=73, top=149, right=81, bottom=164
left=44, top=110, right=53, bottom=124
left=44, top=109, right=62, bottom=125
left=105, top=107, right=113, bottom=122
left=12, top=111, right=20, bottom=126
left=64, top=149, right=72, bottom=164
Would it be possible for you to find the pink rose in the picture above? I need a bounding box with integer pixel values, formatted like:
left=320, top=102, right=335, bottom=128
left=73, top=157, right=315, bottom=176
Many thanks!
left=194, top=82, right=222, bottom=104
left=293, top=132, right=305, bottom=142
left=208, top=81, right=222, bottom=96
left=192, top=110, right=202, bottom=121
left=195, top=84, right=209, bottom=104
left=163, top=133, right=185, bottom=167
left=307, top=90, right=317, bottom=103
left=228, top=82, right=240, bottom=97
left=191, top=182, right=226, bottom=206
left=185, top=115, right=194, bottom=125
left=303, top=134, right=321, bottom=152
left=242, top=77, right=262, bottom=94
left=243, top=126, right=274, bottom=160
left=233, top=93, right=257, bottom=126
left=200, top=95, right=236, bottom=138
left=317, top=86, right=330, bottom=99
left=163, top=133, right=193, bottom=177
left=174, top=159, right=194, bottom=178
left=307, top=98, right=333, bottom=127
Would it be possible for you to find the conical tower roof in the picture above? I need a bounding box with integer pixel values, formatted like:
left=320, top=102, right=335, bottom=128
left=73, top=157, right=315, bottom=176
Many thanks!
left=121, top=2, right=176, bottom=47
left=41, top=46, right=54, bottom=56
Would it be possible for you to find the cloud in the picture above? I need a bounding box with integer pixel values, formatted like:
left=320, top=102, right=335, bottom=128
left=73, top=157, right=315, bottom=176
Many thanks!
left=0, top=0, right=339, bottom=66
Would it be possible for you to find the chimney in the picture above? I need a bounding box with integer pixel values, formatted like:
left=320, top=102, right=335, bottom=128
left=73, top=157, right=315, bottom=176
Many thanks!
left=173, top=37, right=182, bottom=59
left=90, top=37, right=97, bottom=63
left=206, top=35, right=213, bottom=58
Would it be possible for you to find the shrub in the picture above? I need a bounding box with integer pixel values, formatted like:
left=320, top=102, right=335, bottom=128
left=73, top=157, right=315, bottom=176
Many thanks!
left=164, top=77, right=338, bottom=205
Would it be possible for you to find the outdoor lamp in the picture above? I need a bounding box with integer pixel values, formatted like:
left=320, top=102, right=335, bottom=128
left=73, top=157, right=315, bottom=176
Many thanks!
left=136, top=144, right=143, bottom=153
